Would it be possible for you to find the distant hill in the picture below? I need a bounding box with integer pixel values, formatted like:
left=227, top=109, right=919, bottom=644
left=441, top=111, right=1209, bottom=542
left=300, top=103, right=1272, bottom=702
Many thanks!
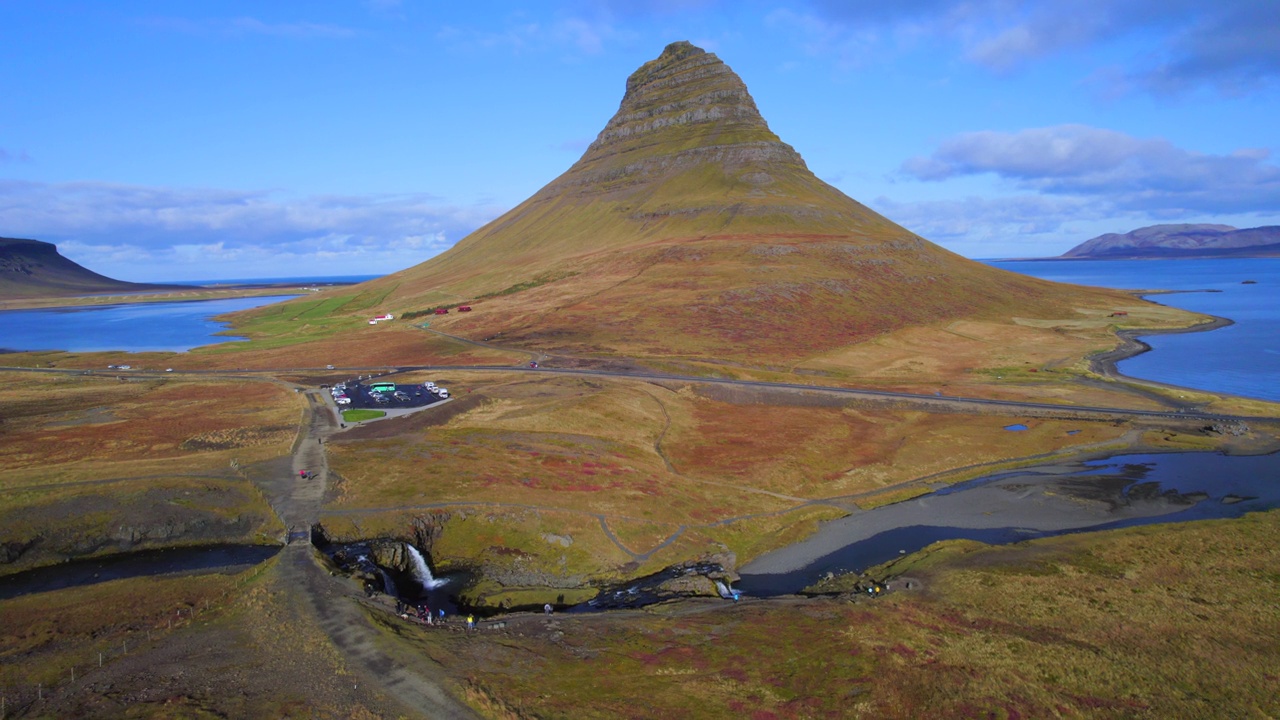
left=0, top=237, right=179, bottom=299
left=317, top=41, right=1129, bottom=364
left=1062, top=224, right=1280, bottom=259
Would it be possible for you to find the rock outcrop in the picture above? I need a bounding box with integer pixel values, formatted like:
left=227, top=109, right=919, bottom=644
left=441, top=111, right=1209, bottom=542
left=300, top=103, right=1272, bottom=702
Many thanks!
left=0, top=236, right=180, bottom=299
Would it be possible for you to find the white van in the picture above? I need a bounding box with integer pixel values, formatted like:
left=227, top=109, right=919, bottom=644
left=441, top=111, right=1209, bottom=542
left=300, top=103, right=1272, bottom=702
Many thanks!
left=437, top=388, right=450, bottom=399
left=424, top=381, right=436, bottom=389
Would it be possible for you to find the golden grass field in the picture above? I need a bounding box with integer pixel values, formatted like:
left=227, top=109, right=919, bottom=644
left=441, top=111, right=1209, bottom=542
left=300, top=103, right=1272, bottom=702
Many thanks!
left=319, top=366, right=1276, bottom=601
left=0, top=371, right=297, bottom=572
left=2, top=289, right=1279, bottom=717
left=380, top=508, right=1279, bottom=719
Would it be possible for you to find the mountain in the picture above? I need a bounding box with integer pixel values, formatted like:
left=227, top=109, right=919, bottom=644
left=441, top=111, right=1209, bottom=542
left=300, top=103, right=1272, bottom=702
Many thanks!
left=1062, top=224, right=1280, bottom=259
left=347, top=41, right=1128, bottom=363
left=0, top=237, right=177, bottom=299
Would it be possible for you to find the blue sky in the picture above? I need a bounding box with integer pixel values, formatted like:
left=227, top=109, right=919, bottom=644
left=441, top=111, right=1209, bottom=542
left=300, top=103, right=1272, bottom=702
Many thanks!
left=2, top=0, right=1278, bottom=281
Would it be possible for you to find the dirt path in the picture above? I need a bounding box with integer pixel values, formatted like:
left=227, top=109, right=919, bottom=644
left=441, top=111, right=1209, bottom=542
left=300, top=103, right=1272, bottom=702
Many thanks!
left=280, top=390, right=333, bottom=535
left=274, top=386, right=480, bottom=719
left=278, top=544, right=478, bottom=719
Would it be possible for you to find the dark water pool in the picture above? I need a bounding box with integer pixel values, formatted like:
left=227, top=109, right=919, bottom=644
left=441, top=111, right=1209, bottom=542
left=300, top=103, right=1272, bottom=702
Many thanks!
left=0, top=544, right=281, bottom=600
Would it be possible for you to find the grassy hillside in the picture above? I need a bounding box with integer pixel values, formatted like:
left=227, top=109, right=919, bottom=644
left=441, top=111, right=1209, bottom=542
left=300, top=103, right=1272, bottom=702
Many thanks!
left=256, top=42, right=1142, bottom=367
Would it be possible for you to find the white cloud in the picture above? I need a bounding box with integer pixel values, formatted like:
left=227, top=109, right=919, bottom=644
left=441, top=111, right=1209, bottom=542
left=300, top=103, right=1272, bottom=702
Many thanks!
left=793, top=0, right=1280, bottom=95
left=875, top=191, right=1280, bottom=258
left=766, top=8, right=880, bottom=70
left=1137, top=2, right=1280, bottom=95
left=436, top=13, right=629, bottom=56
left=900, top=125, right=1280, bottom=215
left=140, top=16, right=358, bottom=39
left=874, top=193, right=1106, bottom=246
left=0, top=180, right=502, bottom=281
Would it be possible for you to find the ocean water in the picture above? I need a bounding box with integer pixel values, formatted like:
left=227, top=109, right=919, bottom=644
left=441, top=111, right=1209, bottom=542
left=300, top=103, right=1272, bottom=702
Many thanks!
left=0, top=294, right=299, bottom=353
left=991, top=258, right=1280, bottom=403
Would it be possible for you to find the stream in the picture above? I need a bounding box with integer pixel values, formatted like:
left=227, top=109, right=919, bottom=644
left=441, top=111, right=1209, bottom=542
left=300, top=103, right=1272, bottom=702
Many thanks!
left=3, top=449, right=1276, bottom=611
left=0, top=544, right=281, bottom=600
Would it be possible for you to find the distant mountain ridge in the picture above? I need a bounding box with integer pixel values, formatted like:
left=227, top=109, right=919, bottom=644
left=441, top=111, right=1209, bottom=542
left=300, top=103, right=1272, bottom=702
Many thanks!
left=1062, top=224, right=1280, bottom=259
left=333, top=41, right=1128, bottom=364
left=0, top=237, right=177, bottom=299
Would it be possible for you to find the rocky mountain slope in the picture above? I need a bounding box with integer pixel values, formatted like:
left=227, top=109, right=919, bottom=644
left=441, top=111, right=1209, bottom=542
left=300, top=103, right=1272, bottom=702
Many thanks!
left=336, top=41, right=1132, bottom=364
left=1062, top=224, right=1280, bottom=259
left=0, top=237, right=176, bottom=299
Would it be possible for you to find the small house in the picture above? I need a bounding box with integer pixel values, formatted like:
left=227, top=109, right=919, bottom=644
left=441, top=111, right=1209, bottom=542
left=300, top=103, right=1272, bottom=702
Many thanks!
left=458, top=306, right=472, bottom=312
left=434, top=308, right=449, bottom=315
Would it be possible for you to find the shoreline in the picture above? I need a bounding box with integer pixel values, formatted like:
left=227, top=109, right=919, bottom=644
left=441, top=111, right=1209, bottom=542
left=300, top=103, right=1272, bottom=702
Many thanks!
left=740, top=448, right=1280, bottom=582
left=0, top=283, right=346, bottom=312
left=1088, top=297, right=1235, bottom=386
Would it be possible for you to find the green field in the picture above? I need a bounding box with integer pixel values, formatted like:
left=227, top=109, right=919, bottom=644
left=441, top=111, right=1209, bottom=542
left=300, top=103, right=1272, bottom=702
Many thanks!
left=342, top=408, right=387, bottom=422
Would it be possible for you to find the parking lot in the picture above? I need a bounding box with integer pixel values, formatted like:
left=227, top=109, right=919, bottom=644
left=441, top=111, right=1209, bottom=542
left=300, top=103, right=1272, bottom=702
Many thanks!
left=326, top=379, right=450, bottom=412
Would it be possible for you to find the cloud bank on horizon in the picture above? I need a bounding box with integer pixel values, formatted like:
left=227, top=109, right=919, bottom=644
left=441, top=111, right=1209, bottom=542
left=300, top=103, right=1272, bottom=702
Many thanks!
left=1, top=0, right=1277, bottom=281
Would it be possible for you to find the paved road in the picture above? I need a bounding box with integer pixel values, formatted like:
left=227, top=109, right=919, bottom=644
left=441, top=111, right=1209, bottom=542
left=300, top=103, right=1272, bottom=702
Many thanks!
left=11, top=360, right=1271, bottom=425
left=369, top=363, right=1276, bottom=425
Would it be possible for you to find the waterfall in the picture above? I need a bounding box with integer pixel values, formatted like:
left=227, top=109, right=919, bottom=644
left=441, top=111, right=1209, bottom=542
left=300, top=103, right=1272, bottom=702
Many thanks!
left=714, top=580, right=740, bottom=601
left=407, top=544, right=447, bottom=590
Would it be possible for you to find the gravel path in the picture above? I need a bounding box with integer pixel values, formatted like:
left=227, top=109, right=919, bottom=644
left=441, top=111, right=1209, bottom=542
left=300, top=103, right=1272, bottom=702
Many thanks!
left=277, top=386, right=479, bottom=719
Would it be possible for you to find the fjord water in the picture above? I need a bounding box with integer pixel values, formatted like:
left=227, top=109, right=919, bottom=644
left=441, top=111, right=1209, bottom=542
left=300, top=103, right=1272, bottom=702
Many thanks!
left=993, top=257, right=1280, bottom=402
left=741, top=258, right=1280, bottom=594
left=0, top=294, right=298, bottom=353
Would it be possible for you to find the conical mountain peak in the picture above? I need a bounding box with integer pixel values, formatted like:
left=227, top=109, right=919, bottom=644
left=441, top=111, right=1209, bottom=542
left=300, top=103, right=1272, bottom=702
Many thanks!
left=358, top=42, right=1122, bottom=365
left=625, top=40, right=708, bottom=94
left=567, top=41, right=805, bottom=190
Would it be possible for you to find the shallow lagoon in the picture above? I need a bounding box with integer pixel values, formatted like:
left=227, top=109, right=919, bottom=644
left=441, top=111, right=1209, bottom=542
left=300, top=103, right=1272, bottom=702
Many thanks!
left=0, top=295, right=298, bottom=353
left=740, top=450, right=1280, bottom=595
